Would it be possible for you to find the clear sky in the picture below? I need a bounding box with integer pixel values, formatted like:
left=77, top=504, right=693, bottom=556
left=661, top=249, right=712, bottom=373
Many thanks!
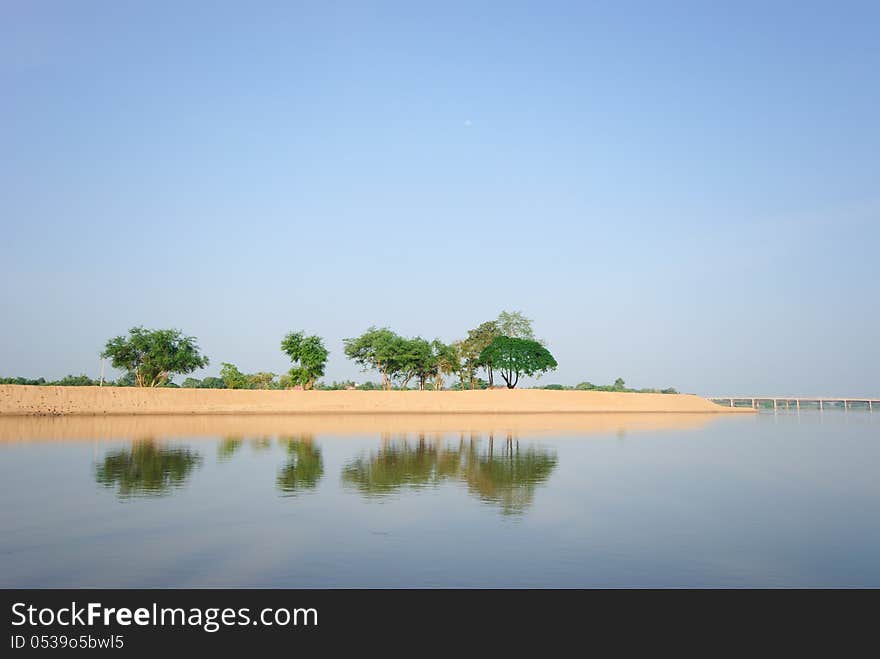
left=2, top=1, right=878, bottom=396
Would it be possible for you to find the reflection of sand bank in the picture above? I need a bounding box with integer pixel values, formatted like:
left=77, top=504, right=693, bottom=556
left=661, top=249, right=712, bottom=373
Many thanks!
left=0, top=385, right=750, bottom=416
left=0, top=412, right=733, bottom=443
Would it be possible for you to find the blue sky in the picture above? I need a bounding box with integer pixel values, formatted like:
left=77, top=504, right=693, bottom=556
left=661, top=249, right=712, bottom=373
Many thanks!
left=1, top=1, right=878, bottom=395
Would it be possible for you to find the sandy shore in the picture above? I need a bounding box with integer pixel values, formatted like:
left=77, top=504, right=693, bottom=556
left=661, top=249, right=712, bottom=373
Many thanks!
left=0, top=385, right=750, bottom=417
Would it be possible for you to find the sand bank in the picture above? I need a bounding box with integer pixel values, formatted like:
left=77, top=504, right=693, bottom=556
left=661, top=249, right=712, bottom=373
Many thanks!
left=0, top=385, right=750, bottom=417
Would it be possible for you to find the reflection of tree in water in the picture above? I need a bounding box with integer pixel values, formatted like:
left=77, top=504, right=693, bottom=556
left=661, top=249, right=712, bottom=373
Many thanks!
left=250, top=437, right=272, bottom=452
left=95, top=440, right=202, bottom=498
left=342, top=433, right=557, bottom=514
left=218, top=436, right=274, bottom=460
left=218, top=437, right=243, bottom=460
left=341, top=433, right=461, bottom=496
left=277, top=435, right=323, bottom=495
left=462, top=435, right=558, bottom=515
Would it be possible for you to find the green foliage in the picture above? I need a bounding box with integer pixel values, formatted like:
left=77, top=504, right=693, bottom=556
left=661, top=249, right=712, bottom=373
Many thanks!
left=460, top=321, right=500, bottom=387
left=562, top=380, right=679, bottom=394
left=398, top=336, right=436, bottom=390
left=181, top=376, right=228, bottom=388
left=52, top=374, right=99, bottom=386
left=200, top=376, right=226, bottom=389
left=343, top=327, right=404, bottom=390
left=431, top=340, right=460, bottom=391
left=102, top=327, right=208, bottom=387
left=0, top=377, right=47, bottom=385
left=220, top=362, right=249, bottom=389
left=478, top=336, right=557, bottom=389
left=496, top=310, right=536, bottom=340
left=1, top=375, right=104, bottom=386
left=247, top=372, right=277, bottom=390
left=345, top=330, right=461, bottom=390
left=356, top=381, right=383, bottom=390
left=281, top=331, right=329, bottom=390
left=113, top=371, right=137, bottom=387
left=315, top=380, right=362, bottom=390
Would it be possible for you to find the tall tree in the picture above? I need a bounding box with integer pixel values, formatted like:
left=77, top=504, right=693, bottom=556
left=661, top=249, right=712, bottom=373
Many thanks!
left=280, top=331, right=329, bottom=390
left=395, top=337, right=436, bottom=390
left=478, top=336, right=558, bottom=389
left=462, top=321, right=500, bottom=388
left=496, top=310, right=536, bottom=340
left=343, top=327, right=405, bottom=390
left=431, top=340, right=460, bottom=391
left=102, top=327, right=209, bottom=387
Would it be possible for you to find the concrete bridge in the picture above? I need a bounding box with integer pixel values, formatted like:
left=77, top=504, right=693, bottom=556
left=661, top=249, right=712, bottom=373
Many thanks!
left=709, top=397, right=876, bottom=411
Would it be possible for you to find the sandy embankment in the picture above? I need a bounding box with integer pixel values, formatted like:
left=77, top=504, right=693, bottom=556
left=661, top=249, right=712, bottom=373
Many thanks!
left=0, top=385, right=750, bottom=417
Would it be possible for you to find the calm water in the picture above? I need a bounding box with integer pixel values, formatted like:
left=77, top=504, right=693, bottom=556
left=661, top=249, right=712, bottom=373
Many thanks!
left=0, top=411, right=877, bottom=587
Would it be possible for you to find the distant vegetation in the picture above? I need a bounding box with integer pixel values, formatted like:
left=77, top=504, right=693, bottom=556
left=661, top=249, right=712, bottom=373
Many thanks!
left=1, top=312, right=677, bottom=393
left=1, top=375, right=106, bottom=387
left=538, top=378, right=679, bottom=394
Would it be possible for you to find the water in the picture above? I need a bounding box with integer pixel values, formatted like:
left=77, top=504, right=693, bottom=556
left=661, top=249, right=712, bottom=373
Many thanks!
left=0, top=411, right=877, bottom=587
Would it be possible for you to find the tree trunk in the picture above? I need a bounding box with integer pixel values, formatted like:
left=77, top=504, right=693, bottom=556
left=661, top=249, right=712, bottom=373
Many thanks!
left=500, top=369, right=512, bottom=389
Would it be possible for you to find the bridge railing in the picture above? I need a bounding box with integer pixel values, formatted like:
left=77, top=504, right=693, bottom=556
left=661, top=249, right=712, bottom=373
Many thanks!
left=708, top=397, right=876, bottom=411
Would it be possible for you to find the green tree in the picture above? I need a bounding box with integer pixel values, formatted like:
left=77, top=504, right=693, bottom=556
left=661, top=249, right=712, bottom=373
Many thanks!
left=220, top=362, right=249, bottom=389
left=200, top=376, right=226, bottom=389
left=102, top=327, right=209, bottom=387
left=397, top=337, right=436, bottom=390
left=280, top=331, right=329, bottom=390
left=461, top=321, right=500, bottom=387
left=52, top=374, right=99, bottom=386
left=613, top=377, right=626, bottom=391
left=343, top=327, right=405, bottom=390
left=431, top=340, right=460, bottom=390
left=248, top=372, right=277, bottom=389
left=496, top=310, right=536, bottom=340
left=478, top=336, right=558, bottom=389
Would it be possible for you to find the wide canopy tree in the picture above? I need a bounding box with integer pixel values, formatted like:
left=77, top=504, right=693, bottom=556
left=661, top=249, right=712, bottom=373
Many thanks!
left=102, top=327, right=209, bottom=387
left=478, top=336, right=557, bottom=389
left=281, top=331, right=329, bottom=390
left=343, top=327, right=406, bottom=390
